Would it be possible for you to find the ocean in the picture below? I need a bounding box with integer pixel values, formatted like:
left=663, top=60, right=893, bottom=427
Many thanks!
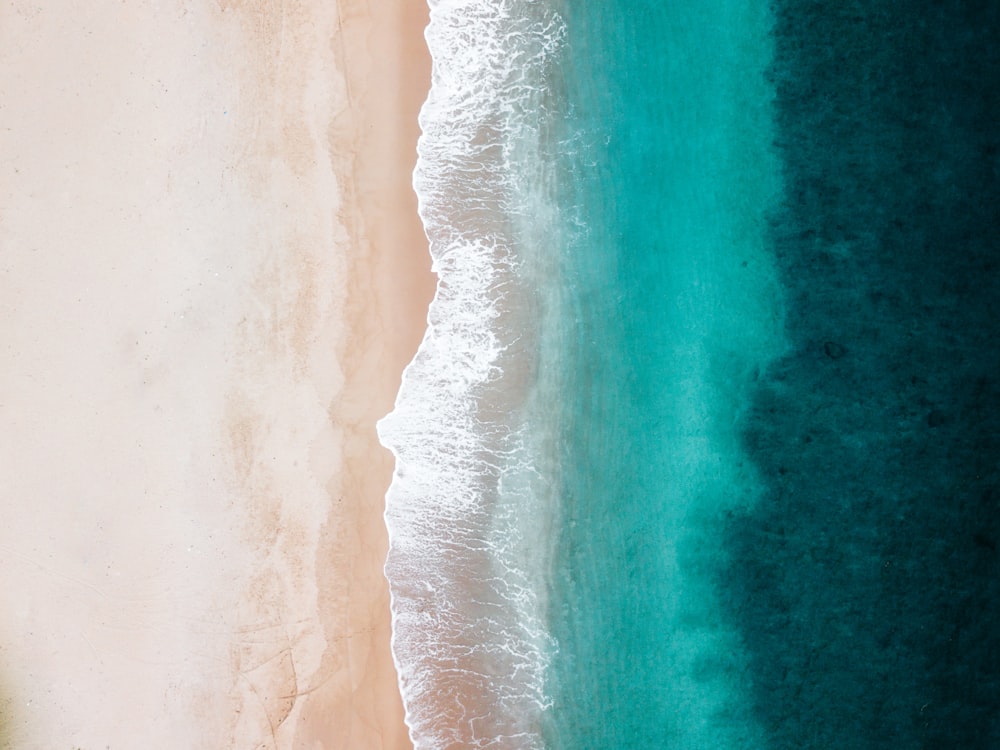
left=377, top=0, right=1000, bottom=748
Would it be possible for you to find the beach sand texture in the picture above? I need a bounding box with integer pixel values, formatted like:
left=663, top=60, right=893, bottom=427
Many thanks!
left=0, top=0, right=431, bottom=747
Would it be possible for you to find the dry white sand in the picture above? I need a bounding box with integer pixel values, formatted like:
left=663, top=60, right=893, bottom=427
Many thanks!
left=0, top=1, right=431, bottom=747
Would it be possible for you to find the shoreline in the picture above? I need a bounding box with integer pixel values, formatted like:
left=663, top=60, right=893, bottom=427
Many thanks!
left=0, top=1, right=431, bottom=747
left=292, top=0, right=434, bottom=746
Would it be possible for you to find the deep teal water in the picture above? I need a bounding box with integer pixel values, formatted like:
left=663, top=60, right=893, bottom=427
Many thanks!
left=720, top=3, right=1000, bottom=747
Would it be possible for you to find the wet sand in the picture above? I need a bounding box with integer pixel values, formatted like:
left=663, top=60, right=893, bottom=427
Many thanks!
left=0, top=0, right=431, bottom=747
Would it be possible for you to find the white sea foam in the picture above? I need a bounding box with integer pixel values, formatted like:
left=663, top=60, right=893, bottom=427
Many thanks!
left=377, top=0, right=565, bottom=747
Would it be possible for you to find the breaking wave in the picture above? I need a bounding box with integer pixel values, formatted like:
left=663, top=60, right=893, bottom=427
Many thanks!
left=377, top=1, right=565, bottom=748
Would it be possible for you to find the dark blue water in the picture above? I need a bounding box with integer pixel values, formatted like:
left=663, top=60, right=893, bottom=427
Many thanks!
left=720, top=2, right=1000, bottom=747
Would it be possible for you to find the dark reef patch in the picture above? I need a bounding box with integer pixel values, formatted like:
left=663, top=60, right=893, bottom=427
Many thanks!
left=719, top=1, right=1000, bottom=748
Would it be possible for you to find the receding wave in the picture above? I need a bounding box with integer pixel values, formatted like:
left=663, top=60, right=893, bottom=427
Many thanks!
left=376, top=1, right=565, bottom=748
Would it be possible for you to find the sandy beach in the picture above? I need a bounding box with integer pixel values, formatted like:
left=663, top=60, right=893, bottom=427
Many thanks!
left=0, top=1, right=431, bottom=747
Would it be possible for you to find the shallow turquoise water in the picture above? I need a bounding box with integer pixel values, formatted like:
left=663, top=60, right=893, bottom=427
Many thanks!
left=538, top=2, right=782, bottom=747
